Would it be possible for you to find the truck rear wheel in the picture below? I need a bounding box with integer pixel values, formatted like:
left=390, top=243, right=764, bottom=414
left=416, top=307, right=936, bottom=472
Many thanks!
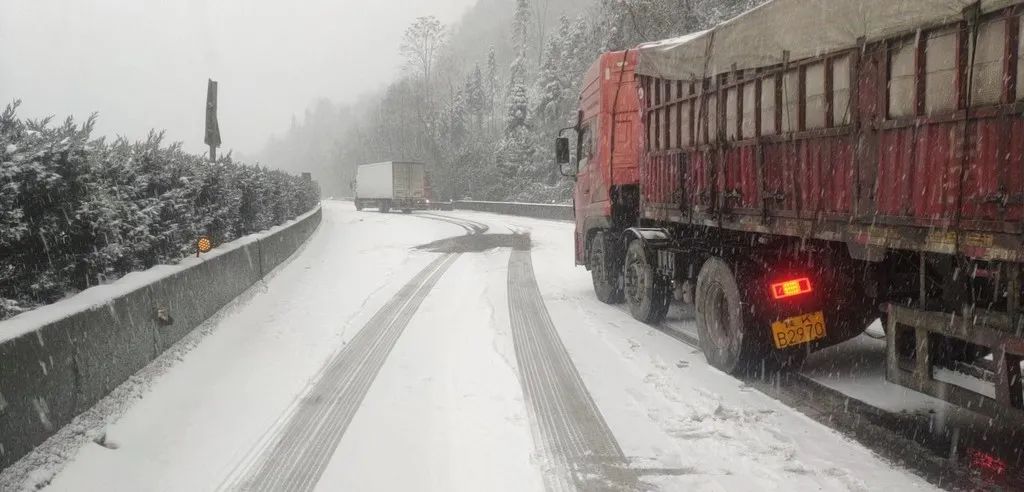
left=695, top=257, right=772, bottom=374
left=589, top=231, right=623, bottom=304
left=623, top=239, right=671, bottom=323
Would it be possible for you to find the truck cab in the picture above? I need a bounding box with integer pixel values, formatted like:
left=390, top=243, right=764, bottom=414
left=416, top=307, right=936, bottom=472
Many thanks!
left=554, top=50, right=643, bottom=304
left=564, top=50, right=642, bottom=267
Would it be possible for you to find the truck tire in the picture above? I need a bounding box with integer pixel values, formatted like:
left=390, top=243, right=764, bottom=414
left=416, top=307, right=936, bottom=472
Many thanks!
left=623, top=239, right=671, bottom=323
left=355, top=200, right=364, bottom=211
left=589, top=231, right=623, bottom=304
left=695, top=257, right=798, bottom=374
left=380, top=200, right=391, bottom=213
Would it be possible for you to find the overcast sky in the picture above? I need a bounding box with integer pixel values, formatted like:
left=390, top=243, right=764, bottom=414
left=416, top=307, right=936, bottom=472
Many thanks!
left=0, top=0, right=476, bottom=157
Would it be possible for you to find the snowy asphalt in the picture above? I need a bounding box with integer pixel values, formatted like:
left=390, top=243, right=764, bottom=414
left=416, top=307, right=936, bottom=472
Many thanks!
left=507, top=247, right=633, bottom=491
left=227, top=253, right=461, bottom=491
left=18, top=201, right=940, bottom=491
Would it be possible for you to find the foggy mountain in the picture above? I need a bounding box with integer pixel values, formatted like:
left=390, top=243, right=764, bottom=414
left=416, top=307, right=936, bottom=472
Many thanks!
left=257, top=0, right=759, bottom=199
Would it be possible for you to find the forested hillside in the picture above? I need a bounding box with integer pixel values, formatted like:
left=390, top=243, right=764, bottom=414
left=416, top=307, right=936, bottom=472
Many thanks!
left=261, top=0, right=762, bottom=201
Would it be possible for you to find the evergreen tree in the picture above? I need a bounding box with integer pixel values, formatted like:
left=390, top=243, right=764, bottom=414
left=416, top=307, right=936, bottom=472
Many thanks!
left=563, top=16, right=594, bottom=86
left=498, top=50, right=535, bottom=197
left=464, top=65, right=486, bottom=129
left=485, top=46, right=499, bottom=122
left=505, top=73, right=530, bottom=134
left=512, top=0, right=531, bottom=56
left=535, top=40, right=563, bottom=126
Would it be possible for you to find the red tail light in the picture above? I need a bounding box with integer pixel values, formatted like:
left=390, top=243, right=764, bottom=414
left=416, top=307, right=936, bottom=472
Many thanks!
left=968, top=448, right=1007, bottom=476
left=771, top=278, right=813, bottom=299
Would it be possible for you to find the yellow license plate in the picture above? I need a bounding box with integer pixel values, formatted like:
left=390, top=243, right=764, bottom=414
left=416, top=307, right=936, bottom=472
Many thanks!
left=771, top=311, right=826, bottom=349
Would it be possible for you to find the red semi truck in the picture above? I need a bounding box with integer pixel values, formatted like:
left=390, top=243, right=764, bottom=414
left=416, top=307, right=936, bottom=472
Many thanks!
left=556, top=0, right=1024, bottom=420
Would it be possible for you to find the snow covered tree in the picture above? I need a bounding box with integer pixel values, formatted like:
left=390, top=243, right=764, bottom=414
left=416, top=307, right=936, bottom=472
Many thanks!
left=595, top=0, right=762, bottom=51
left=400, top=16, right=447, bottom=88
left=464, top=65, right=487, bottom=130
left=562, top=16, right=595, bottom=87
left=0, top=102, right=28, bottom=256
left=535, top=40, right=564, bottom=126
left=505, top=61, right=530, bottom=133
left=512, top=0, right=531, bottom=56
left=485, top=46, right=499, bottom=123
left=497, top=49, right=536, bottom=198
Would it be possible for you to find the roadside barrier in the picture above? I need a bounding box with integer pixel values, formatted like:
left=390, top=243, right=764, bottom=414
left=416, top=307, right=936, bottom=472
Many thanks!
left=0, top=207, right=322, bottom=470
left=453, top=200, right=572, bottom=221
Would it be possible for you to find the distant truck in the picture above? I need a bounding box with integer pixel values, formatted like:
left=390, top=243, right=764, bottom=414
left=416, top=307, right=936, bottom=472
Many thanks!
left=354, top=161, right=428, bottom=213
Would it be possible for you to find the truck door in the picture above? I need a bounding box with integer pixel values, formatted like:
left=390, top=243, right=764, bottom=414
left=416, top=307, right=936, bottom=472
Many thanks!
left=394, top=163, right=410, bottom=199
left=574, top=122, right=595, bottom=258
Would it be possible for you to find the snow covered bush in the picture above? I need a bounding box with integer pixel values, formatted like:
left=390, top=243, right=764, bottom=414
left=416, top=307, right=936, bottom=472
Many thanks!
left=0, top=101, right=320, bottom=320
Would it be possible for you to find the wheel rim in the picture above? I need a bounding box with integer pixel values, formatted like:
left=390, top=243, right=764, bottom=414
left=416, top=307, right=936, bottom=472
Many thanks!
left=591, top=243, right=607, bottom=284
left=625, top=257, right=645, bottom=305
left=705, top=282, right=735, bottom=350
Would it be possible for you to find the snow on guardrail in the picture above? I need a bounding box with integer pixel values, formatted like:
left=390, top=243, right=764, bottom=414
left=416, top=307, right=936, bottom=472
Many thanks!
left=453, top=200, right=573, bottom=221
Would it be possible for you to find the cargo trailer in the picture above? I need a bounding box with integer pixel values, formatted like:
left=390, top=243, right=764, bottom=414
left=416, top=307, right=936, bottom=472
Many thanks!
left=354, top=161, right=428, bottom=213
left=557, top=0, right=1024, bottom=421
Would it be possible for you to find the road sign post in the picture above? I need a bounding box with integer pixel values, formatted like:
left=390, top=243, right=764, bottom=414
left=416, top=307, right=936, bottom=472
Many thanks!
left=205, top=79, right=221, bottom=162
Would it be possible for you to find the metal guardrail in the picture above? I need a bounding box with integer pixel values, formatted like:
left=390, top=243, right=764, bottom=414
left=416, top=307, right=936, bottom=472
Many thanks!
left=452, top=200, right=573, bottom=221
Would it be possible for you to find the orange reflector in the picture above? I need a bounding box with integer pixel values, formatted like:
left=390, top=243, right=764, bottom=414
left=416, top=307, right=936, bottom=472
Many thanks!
left=197, top=236, right=213, bottom=254
left=771, top=277, right=812, bottom=299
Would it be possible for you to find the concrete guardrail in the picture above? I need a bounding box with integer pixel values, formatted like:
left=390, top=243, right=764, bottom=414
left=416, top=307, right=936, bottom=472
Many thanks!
left=453, top=200, right=573, bottom=221
left=0, top=206, right=322, bottom=470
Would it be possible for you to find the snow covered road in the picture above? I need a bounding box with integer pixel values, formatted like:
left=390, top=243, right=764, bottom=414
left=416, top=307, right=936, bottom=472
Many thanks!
left=24, top=201, right=938, bottom=491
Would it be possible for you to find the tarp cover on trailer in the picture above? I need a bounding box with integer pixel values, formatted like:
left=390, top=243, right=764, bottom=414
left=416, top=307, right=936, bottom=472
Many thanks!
left=635, top=0, right=1019, bottom=80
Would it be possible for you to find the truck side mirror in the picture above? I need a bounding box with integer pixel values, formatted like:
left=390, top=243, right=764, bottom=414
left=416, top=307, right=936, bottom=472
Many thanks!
left=555, top=137, right=576, bottom=178
left=555, top=137, right=571, bottom=165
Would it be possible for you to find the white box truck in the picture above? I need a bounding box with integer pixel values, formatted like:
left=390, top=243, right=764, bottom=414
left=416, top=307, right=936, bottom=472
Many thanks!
left=354, top=161, right=428, bottom=213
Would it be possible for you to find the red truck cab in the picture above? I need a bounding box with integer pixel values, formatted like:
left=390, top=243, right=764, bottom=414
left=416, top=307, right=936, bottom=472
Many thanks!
left=570, top=50, right=642, bottom=266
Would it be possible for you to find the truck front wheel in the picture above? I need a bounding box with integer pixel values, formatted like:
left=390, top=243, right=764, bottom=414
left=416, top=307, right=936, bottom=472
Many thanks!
left=623, top=239, right=671, bottom=323
left=589, top=231, right=623, bottom=304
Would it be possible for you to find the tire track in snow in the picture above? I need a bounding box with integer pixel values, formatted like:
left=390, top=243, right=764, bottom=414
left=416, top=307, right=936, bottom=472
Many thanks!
left=221, top=253, right=459, bottom=491
left=415, top=212, right=490, bottom=235
left=507, top=248, right=639, bottom=491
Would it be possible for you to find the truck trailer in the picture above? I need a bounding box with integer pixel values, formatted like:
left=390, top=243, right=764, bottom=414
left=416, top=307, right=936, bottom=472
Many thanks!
left=355, top=161, right=428, bottom=213
left=557, top=0, right=1024, bottom=421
